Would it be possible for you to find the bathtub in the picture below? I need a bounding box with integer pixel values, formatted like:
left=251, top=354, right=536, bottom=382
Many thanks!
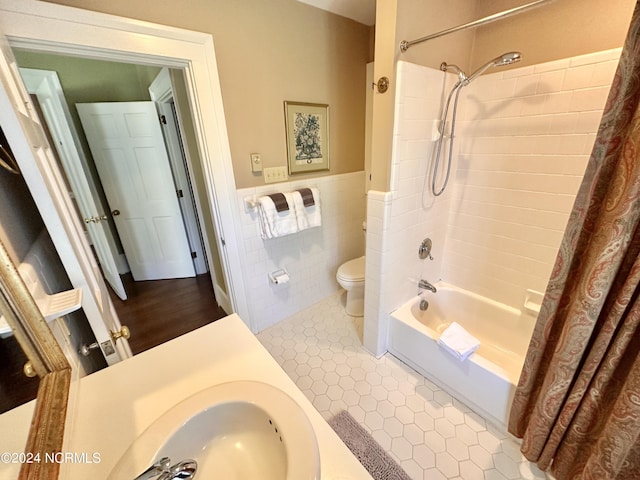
left=388, top=283, right=537, bottom=429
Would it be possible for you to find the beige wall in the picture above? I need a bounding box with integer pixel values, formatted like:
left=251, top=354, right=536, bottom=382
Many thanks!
left=41, top=0, right=372, bottom=189
left=369, top=0, right=478, bottom=191
left=472, top=0, right=636, bottom=70
left=368, top=0, right=635, bottom=192
left=397, top=0, right=478, bottom=70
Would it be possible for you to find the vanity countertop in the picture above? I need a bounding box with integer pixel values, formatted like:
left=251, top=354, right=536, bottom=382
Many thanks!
left=0, top=314, right=372, bottom=479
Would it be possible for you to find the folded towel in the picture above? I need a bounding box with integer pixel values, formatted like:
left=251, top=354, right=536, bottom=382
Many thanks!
left=437, top=322, right=480, bottom=361
left=291, top=191, right=308, bottom=230
left=297, top=188, right=315, bottom=207
left=268, top=192, right=289, bottom=212
left=257, top=192, right=299, bottom=239
left=291, top=187, right=321, bottom=231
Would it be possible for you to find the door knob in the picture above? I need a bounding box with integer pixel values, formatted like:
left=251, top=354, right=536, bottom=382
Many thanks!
left=110, top=325, right=130, bottom=342
left=112, top=209, right=121, bottom=216
left=23, top=361, right=37, bottom=378
left=79, top=342, right=100, bottom=357
left=85, top=214, right=109, bottom=223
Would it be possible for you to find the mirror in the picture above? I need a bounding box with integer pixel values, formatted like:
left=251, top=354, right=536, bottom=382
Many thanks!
left=0, top=235, right=70, bottom=479
left=0, top=120, right=70, bottom=479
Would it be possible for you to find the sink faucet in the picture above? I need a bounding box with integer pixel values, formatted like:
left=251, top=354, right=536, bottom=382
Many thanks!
left=134, top=457, right=170, bottom=480
left=418, top=279, right=437, bottom=293
left=134, top=457, right=197, bottom=480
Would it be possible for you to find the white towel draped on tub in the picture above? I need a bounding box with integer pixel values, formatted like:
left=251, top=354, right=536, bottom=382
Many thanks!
left=291, top=187, right=321, bottom=231
left=437, top=322, right=480, bottom=361
left=257, top=192, right=299, bottom=239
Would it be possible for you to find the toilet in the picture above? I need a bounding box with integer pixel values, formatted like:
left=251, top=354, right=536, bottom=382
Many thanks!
left=336, top=256, right=365, bottom=316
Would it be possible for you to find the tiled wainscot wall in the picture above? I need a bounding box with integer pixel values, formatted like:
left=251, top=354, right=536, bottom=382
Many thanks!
left=363, top=49, right=621, bottom=355
left=237, top=171, right=366, bottom=332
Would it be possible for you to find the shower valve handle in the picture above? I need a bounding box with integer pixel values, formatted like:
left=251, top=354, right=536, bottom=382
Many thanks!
left=419, top=238, right=434, bottom=260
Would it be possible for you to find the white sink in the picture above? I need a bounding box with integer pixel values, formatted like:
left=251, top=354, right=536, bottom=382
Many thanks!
left=107, top=381, right=320, bottom=480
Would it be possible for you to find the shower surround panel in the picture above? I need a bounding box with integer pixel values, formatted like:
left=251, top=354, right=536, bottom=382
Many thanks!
left=448, top=48, right=621, bottom=308
left=362, top=49, right=621, bottom=354
left=406, top=50, right=617, bottom=310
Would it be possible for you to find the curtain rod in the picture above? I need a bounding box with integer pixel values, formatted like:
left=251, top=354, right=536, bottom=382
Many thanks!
left=400, top=0, right=554, bottom=53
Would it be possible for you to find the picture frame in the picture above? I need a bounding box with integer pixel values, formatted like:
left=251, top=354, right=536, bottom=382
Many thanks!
left=284, top=101, right=329, bottom=174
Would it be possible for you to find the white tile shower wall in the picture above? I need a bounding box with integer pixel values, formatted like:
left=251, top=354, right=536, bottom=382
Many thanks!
left=366, top=50, right=621, bottom=355
left=363, top=61, right=456, bottom=355
left=387, top=62, right=458, bottom=309
left=446, top=48, right=622, bottom=308
left=364, top=190, right=391, bottom=356
left=236, top=171, right=366, bottom=332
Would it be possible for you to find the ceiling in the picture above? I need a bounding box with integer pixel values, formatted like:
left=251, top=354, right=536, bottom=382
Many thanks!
left=297, top=0, right=376, bottom=26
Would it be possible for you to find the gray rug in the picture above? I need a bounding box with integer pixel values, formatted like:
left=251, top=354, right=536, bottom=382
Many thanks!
left=328, top=410, right=412, bottom=480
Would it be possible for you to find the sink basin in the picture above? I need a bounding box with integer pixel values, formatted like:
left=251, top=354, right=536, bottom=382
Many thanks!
left=107, top=381, right=320, bottom=480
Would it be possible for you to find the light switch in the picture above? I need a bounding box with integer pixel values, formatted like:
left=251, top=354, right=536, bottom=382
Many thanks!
left=263, top=166, right=288, bottom=184
left=250, top=153, right=263, bottom=172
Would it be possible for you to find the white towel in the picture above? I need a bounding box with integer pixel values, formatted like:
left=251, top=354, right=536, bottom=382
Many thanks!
left=257, top=193, right=299, bottom=239
left=291, top=187, right=321, bottom=231
left=437, top=322, right=480, bottom=361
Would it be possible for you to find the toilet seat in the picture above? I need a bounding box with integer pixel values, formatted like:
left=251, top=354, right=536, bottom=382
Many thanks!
left=337, top=256, right=365, bottom=284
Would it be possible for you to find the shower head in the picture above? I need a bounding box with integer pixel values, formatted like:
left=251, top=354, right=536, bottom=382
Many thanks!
left=495, top=51, right=522, bottom=66
left=464, top=51, right=522, bottom=84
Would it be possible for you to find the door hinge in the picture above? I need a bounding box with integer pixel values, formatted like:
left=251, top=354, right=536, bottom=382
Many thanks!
left=177, top=189, right=184, bottom=198
left=221, top=238, right=226, bottom=246
left=191, top=251, right=197, bottom=259
left=160, top=114, right=167, bottom=125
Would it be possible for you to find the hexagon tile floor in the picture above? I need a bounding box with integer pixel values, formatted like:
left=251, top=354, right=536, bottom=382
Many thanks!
left=256, top=292, right=548, bottom=480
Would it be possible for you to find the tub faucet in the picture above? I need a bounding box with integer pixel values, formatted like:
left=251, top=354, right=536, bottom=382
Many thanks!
left=418, top=279, right=437, bottom=293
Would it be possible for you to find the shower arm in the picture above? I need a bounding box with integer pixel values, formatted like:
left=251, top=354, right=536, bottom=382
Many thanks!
left=400, top=0, right=553, bottom=53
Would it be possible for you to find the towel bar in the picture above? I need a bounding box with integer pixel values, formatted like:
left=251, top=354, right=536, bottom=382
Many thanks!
left=244, top=196, right=259, bottom=211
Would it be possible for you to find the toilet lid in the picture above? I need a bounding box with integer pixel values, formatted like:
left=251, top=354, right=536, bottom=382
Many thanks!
left=337, top=256, right=365, bottom=282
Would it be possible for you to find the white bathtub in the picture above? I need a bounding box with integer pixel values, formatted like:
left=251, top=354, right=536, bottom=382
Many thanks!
left=388, top=283, right=537, bottom=429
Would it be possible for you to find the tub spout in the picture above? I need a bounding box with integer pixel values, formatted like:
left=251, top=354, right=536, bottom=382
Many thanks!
left=418, top=279, right=437, bottom=293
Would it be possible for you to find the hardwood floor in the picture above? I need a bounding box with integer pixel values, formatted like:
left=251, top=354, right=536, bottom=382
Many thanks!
left=109, top=273, right=227, bottom=355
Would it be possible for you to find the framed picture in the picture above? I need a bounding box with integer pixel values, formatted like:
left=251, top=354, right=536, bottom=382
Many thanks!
left=284, top=101, right=329, bottom=174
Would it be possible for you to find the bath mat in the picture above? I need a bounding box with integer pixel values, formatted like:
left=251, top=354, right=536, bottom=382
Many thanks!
left=328, top=410, right=412, bottom=480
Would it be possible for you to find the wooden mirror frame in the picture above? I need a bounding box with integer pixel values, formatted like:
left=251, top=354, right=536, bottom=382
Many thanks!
left=0, top=238, right=70, bottom=479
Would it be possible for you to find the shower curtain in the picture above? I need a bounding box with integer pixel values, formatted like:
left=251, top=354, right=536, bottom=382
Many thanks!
left=508, top=2, right=640, bottom=479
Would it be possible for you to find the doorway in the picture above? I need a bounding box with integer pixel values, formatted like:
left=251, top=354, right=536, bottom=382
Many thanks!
left=0, top=2, right=252, bottom=372
left=14, top=51, right=230, bottom=359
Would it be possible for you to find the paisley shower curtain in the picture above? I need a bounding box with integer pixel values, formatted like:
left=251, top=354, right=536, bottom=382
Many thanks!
left=508, top=3, right=640, bottom=479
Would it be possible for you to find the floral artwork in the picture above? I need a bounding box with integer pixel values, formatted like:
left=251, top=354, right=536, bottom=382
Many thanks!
left=294, top=113, right=323, bottom=162
left=284, top=101, right=329, bottom=173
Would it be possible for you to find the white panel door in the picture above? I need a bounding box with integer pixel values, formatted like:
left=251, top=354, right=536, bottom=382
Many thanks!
left=77, top=102, right=195, bottom=281
left=20, top=68, right=127, bottom=300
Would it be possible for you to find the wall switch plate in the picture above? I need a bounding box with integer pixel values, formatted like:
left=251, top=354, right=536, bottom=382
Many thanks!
left=250, top=153, right=263, bottom=172
left=263, top=166, right=288, bottom=184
